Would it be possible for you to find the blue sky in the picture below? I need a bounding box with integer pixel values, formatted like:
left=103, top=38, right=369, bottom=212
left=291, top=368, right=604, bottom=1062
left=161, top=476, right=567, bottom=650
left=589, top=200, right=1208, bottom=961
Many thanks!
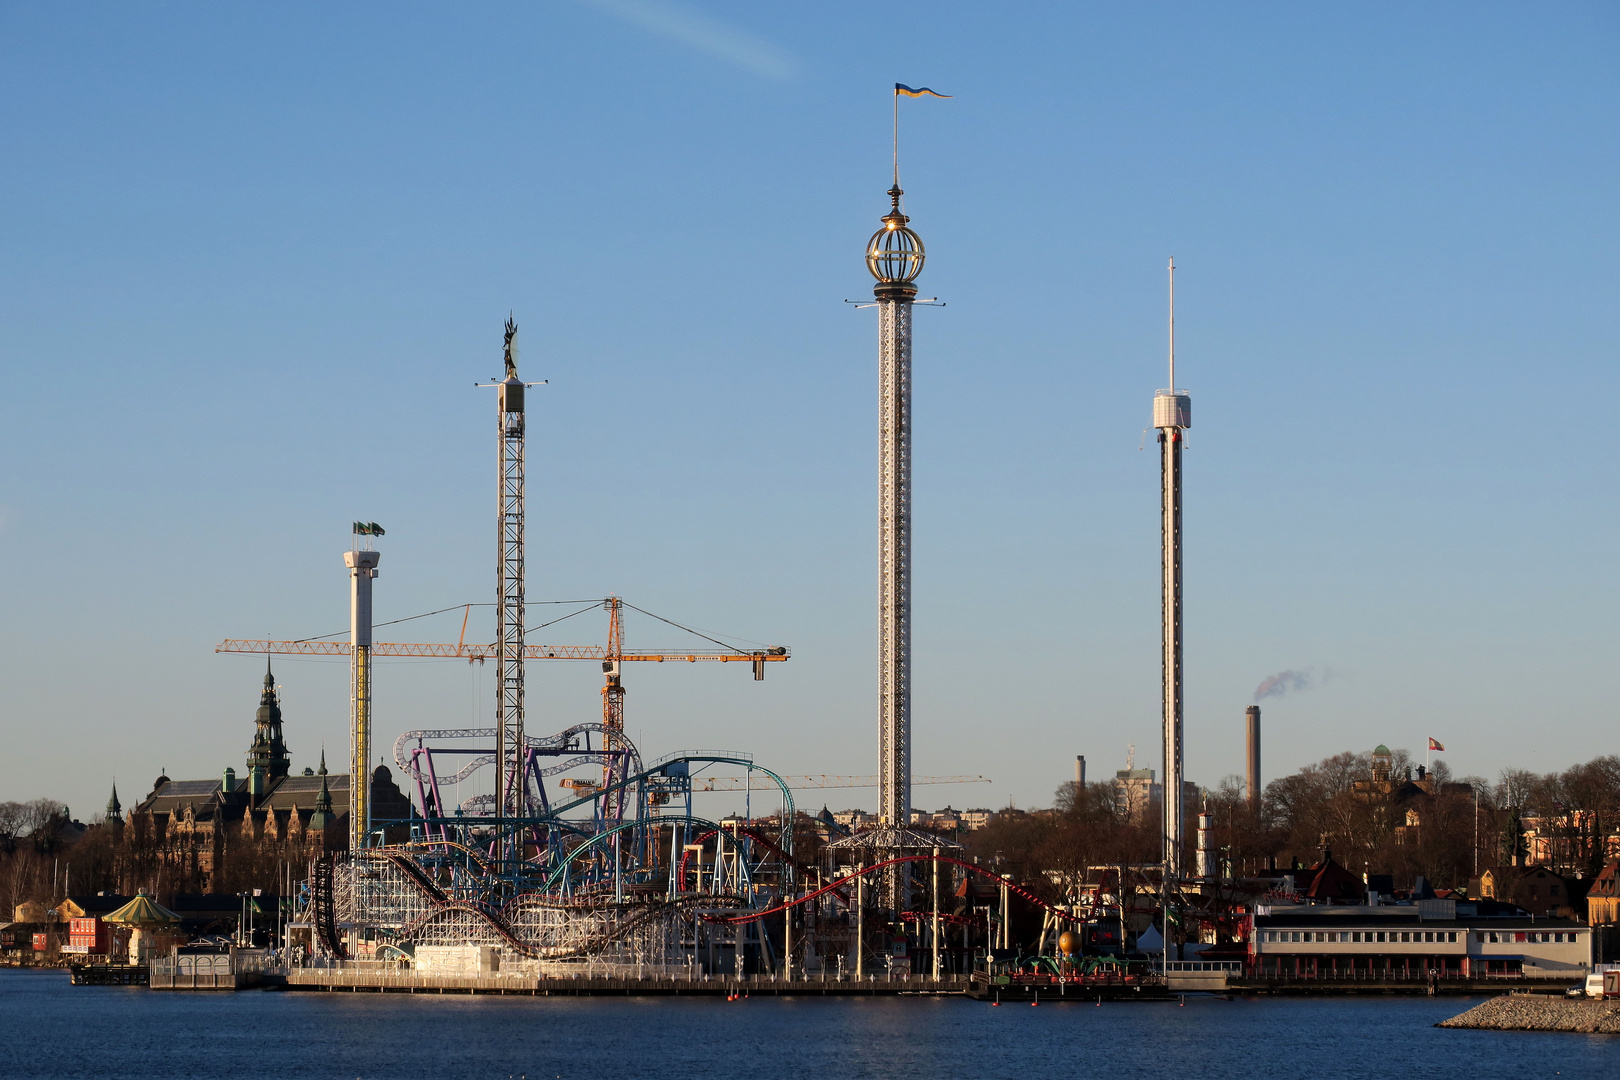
left=1, top=2, right=1616, bottom=821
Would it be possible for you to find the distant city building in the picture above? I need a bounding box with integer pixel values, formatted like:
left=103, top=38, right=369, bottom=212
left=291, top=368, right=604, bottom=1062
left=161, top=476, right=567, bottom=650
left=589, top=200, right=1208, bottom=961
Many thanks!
left=1470, top=864, right=1579, bottom=919
left=908, top=807, right=962, bottom=831
left=1114, top=768, right=1159, bottom=824
left=1588, top=860, right=1620, bottom=926
left=832, top=809, right=876, bottom=830
left=961, top=808, right=993, bottom=831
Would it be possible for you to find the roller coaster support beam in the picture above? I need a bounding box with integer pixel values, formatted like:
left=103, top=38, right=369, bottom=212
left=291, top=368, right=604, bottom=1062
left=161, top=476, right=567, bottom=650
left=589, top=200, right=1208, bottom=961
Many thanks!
left=991, top=874, right=1004, bottom=952
left=783, top=886, right=793, bottom=979
left=855, top=864, right=865, bottom=980
left=932, top=845, right=940, bottom=978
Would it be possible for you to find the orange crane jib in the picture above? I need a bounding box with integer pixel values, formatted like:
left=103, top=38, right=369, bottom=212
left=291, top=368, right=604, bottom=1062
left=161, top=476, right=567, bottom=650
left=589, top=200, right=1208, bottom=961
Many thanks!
left=215, top=640, right=789, bottom=664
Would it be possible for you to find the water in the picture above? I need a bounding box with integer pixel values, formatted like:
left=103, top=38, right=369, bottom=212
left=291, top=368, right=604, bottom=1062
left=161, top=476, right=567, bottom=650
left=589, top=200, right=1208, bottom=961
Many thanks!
left=1, top=970, right=1613, bottom=1079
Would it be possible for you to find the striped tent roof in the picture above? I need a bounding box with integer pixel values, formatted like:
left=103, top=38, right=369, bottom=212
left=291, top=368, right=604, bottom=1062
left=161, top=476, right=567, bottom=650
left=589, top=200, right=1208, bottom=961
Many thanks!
left=103, top=894, right=181, bottom=926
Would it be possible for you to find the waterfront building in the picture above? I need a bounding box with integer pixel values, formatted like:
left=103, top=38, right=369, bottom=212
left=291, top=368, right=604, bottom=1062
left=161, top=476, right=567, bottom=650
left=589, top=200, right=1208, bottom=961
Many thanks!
left=1251, top=899, right=1591, bottom=980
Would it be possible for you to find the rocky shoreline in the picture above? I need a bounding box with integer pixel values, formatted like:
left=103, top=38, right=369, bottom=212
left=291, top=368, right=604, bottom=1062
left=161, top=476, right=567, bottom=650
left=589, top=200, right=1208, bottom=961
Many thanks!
left=1439, top=993, right=1620, bottom=1034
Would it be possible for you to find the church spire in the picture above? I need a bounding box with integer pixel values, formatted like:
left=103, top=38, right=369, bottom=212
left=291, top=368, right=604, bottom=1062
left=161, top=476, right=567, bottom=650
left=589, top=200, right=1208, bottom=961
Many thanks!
left=247, top=663, right=292, bottom=782
left=309, top=774, right=334, bottom=832
left=317, top=746, right=328, bottom=776
left=106, top=782, right=122, bottom=823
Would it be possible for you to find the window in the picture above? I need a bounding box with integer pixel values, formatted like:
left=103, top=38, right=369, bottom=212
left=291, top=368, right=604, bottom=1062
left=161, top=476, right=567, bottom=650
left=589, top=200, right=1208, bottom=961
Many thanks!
left=1424, top=931, right=1434, bottom=942
left=1401, top=932, right=1411, bottom=942
left=1292, top=932, right=1301, bottom=942
left=1515, top=932, right=1527, bottom=944
left=1448, top=932, right=1457, bottom=943
left=1352, top=932, right=1362, bottom=943
left=1377, top=932, right=1386, bottom=943
left=1489, top=932, right=1499, bottom=943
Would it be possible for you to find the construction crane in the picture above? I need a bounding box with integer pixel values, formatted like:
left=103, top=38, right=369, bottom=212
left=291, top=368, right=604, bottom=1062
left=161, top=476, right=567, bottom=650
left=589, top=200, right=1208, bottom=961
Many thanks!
left=217, top=595, right=789, bottom=825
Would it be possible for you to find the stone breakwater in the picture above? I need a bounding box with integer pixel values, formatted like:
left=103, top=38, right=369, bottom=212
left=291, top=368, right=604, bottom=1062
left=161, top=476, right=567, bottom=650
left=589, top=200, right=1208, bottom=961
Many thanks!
left=1439, top=994, right=1620, bottom=1034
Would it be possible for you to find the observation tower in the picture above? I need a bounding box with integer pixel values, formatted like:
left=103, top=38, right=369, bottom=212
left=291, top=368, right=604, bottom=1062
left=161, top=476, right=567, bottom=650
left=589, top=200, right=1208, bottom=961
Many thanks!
left=830, top=172, right=959, bottom=911
left=870, top=183, right=923, bottom=837
left=1155, top=259, right=1191, bottom=880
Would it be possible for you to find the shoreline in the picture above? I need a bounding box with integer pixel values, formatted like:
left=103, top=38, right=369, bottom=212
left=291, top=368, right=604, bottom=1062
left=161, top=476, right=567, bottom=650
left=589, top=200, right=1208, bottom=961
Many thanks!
left=1439, top=993, right=1620, bottom=1033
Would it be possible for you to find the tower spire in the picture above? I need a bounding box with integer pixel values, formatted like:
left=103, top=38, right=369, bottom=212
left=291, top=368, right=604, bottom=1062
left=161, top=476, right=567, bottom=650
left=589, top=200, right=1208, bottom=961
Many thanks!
left=1154, top=258, right=1192, bottom=883
left=248, top=660, right=291, bottom=782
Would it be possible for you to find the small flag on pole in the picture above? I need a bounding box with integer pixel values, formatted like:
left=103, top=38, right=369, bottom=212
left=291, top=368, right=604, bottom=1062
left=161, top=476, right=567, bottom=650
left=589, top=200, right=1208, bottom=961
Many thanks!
left=895, top=83, right=951, bottom=98
left=1428, top=737, right=1445, bottom=752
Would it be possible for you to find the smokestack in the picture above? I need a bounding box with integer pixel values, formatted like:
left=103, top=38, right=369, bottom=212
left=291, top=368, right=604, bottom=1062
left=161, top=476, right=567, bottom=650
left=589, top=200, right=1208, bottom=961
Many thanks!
left=1245, top=705, right=1261, bottom=815
left=1075, top=755, right=1086, bottom=789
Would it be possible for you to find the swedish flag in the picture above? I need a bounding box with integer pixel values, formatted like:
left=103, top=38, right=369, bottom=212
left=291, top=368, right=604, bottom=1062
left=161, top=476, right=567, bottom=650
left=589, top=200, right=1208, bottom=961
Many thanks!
left=895, top=83, right=951, bottom=99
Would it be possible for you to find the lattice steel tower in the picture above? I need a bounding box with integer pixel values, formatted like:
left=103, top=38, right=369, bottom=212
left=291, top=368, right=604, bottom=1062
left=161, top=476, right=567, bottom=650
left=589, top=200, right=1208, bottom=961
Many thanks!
left=492, top=316, right=529, bottom=869
left=867, top=185, right=924, bottom=832
left=1154, top=258, right=1191, bottom=880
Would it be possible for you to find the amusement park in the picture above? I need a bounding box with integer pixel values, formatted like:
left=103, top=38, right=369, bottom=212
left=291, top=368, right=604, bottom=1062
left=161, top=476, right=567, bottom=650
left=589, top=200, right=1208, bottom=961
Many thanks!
left=187, top=197, right=1191, bottom=998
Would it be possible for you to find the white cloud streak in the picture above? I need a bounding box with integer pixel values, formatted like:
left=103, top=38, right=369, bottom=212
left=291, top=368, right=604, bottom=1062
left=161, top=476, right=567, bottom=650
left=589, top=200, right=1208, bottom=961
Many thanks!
left=579, top=0, right=796, bottom=81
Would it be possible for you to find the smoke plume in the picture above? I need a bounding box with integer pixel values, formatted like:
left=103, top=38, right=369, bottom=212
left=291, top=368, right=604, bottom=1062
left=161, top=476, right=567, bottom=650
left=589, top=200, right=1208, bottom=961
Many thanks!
left=1254, top=669, right=1312, bottom=702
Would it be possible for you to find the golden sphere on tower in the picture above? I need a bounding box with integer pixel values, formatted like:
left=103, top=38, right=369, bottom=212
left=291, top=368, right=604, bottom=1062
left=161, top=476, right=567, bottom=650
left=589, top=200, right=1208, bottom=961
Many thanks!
left=1057, top=931, right=1079, bottom=958
left=866, top=185, right=925, bottom=285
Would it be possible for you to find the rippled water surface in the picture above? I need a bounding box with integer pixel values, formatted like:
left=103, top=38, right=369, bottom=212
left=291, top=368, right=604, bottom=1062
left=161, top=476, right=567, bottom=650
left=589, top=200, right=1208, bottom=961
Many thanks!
left=1, top=970, right=1612, bottom=1079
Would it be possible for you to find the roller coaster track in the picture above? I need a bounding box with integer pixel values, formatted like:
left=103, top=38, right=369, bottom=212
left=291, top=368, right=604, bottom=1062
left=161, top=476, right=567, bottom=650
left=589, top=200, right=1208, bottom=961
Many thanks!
left=398, top=900, right=534, bottom=956
left=311, top=855, right=345, bottom=958
left=370, top=847, right=758, bottom=960
left=675, top=826, right=849, bottom=901
left=708, top=854, right=1072, bottom=925
left=383, top=851, right=448, bottom=905
left=399, top=892, right=750, bottom=961
left=381, top=840, right=497, bottom=877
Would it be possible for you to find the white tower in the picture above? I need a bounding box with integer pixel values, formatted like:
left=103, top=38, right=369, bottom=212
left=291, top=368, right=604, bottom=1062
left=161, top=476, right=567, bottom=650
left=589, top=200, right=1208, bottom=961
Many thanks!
left=345, top=530, right=381, bottom=854
left=867, top=185, right=924, bottom=835
left=1155, top=258, right=1191, bottom=880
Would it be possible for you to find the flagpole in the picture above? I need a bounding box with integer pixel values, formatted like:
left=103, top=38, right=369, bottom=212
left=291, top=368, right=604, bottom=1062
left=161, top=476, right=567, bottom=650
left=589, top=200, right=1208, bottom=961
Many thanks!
left=893, top=88, right=900, bottom=189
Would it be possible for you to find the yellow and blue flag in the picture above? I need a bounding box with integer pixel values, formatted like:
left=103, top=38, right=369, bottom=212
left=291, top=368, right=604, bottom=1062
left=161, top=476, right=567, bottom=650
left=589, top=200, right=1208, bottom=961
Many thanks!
left=895, top=83, right=951, bottom=99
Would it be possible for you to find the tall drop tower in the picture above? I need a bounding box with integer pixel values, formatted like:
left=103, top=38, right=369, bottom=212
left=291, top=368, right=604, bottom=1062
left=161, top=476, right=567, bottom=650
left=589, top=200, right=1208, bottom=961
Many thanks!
left=1154, top=259, right=1191, bottom=879
left=490, top=317, right=532, bottom=870
left=867, top=184, right=924, bottom=834
left=345, top=529, right=381, bottom=854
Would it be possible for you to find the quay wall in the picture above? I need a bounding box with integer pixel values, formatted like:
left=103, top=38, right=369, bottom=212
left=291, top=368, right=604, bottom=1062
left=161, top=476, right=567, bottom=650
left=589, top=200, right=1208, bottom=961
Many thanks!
left=284, top=970, right=968, bottom=996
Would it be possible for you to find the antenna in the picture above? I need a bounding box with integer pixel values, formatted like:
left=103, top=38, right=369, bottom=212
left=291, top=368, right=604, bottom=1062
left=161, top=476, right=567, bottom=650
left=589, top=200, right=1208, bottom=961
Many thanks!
left=1168, top=256, right=1176, bottom=391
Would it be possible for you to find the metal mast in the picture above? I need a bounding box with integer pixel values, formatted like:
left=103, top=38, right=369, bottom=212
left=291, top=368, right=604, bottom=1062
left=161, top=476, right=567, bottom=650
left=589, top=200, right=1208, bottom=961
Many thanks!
left=1154, top=258, right=1191, bottom=880
left=868, top=185, right=924, bottom=836
left=345, top=526, right=381, bottom=854
left=493, top=317, right=529, bottom=871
